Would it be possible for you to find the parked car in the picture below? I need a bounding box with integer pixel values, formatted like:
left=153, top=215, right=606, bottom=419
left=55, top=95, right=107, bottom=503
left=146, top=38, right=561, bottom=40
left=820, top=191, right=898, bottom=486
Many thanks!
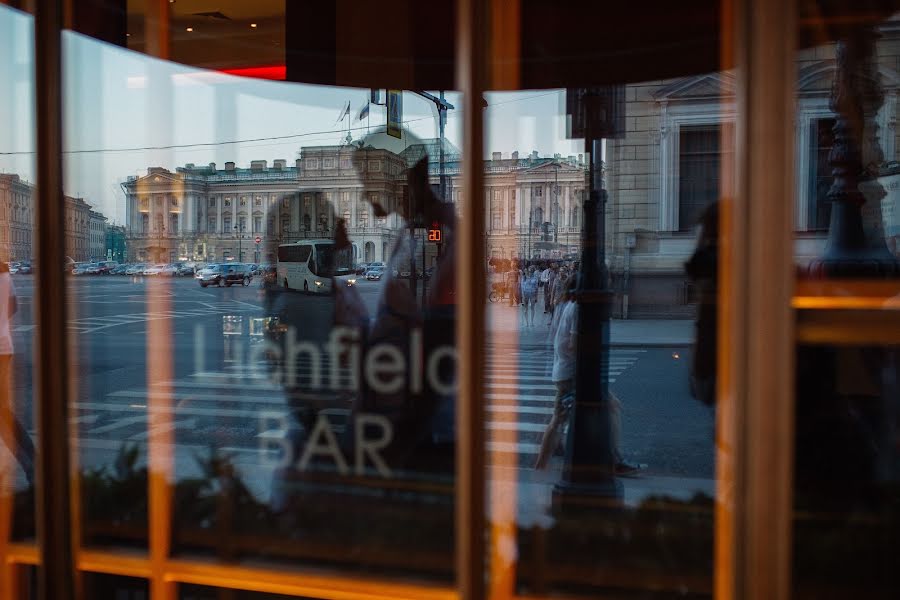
left=142, top=264, right=167, bottom=275
left=8, top=264, right=19, bottom=274
left=173, top=263, right=194, bottom=276
left=196, top=264, right=223, bottom=287
left=355, top=262, right=370, bottom=275
left=110, top=264, right=128, bottom=275
left=125, top=263, right=146, bottom=275
left=97, top=260, right=118, bottom=274
left=160, top=264, right=179, bottom=276
left=365, top=266, right=385, bottom=281
left=17, top=262, right=32, bottom=274
left=72, top=262, right=92, bottom=275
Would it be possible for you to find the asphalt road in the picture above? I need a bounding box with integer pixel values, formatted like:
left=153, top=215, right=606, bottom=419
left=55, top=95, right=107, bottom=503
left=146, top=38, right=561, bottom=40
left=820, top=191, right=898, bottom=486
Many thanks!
left=6, top=274, right=714, bottom=502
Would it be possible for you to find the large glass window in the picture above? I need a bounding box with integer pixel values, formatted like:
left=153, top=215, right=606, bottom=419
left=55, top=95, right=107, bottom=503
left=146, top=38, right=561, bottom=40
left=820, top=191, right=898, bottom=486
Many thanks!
left=4, top=1, right=899, bottom=599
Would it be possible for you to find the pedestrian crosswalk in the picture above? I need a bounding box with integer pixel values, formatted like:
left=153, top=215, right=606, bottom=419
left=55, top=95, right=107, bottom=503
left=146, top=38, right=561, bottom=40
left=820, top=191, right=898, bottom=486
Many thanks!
left=485, top=345, right=643, bottom=461
left=72, top=345, right=644, bottom=467
left=11, top=301, right=263, bottom=335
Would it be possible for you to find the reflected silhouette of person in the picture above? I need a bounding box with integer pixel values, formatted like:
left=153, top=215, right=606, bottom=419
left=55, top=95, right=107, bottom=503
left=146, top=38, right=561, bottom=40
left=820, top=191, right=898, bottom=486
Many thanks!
left=685, top=202, right=718, bottom=409
left=349, top=129, right=457, bottom=475
left=0, top=260, right=34, bottom=486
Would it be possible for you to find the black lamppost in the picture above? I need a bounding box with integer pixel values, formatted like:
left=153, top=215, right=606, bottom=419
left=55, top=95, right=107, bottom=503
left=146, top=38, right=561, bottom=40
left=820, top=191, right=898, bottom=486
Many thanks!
left=234, top=223, right=246, bottom=262
left=808, top=28, right=899, bottom=277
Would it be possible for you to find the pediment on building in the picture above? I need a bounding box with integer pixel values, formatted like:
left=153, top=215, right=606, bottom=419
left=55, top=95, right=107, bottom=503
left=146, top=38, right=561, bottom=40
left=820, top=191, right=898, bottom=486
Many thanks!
left=520, top=161, right=583, bottom=175
left=653, top=72, right=736, bottom=102
left=129, top=169, right=181, bottom=188
left=798, top=60, right=900, bottom=95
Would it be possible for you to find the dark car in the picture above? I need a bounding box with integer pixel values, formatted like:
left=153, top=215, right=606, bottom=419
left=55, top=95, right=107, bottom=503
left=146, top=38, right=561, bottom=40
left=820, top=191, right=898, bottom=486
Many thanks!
left=17, top=262, right=32, bottom=274
left=365, top=266, right=385, bottom=281
left=97, top=260, right=118, bottom=274
left=197, top=263, right=253, bottom=287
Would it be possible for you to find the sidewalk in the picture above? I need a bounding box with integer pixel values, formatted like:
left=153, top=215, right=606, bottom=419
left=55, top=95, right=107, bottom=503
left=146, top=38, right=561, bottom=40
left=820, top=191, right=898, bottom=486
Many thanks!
left=486, top=302, right=694, bottom=347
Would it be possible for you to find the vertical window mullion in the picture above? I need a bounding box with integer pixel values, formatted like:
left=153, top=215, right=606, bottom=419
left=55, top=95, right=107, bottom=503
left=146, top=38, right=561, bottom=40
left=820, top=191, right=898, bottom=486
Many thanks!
left=33, top=0, right=75, bottom=599
left=456, top=0, right=488, bottom=599
left=725, top=0, right=797, bottom=598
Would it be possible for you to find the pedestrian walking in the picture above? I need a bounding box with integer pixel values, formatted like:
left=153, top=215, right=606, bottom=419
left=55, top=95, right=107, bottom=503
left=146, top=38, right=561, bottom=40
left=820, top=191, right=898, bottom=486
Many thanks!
left=539, top=263, right=551, bottom=303
left=534, top=275, right=575, bottom=468
left=506, top=265, right=521, bottom=306
left=520, top=266, right=539, bottom=327
left=543, top=264, right=557, bottom=316
left=0, top=261, right=34, bottom=486
left=534, top=274, right=644, bottom=474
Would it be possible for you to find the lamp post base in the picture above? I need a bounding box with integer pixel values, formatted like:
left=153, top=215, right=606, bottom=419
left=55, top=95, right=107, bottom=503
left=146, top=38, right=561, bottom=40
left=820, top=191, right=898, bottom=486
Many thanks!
left=552, top=478, right=623, bottom=515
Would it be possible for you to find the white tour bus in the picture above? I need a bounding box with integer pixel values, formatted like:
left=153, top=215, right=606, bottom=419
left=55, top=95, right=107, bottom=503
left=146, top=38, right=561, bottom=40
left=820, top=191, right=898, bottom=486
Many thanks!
left=276, top=239, right=356, bottom=293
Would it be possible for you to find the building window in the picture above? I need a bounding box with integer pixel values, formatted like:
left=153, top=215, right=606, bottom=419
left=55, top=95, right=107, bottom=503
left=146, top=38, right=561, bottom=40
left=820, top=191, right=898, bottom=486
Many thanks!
left=535, top=187, right=542, bottom=198
left=510, top=202, right=516, bottom=227
left=303, top=214, right=311, bottom=231
left=281, top=217, right=290, bottom=233
left=808, top=117, right=835, bottom=231
left=255, top=196, right=263, bottom=206
left=170, top=215, right=178, bottom=234
left=323, top=158, right=334, bottom=169
left=254, top=216, right=262, bottom=233
left=342, top=210, right=351, bottom=225
left=359, top=210, right=369, bottom=228
left=306, top=158, right=319, bottom=169
left=155, top=214, right=164, bottom=232
left=340, top=157, right=351, bottom=169
left=207, top=216, right=216, bottom=232
left=209, top=197, right=216, bottom=207
left=239, top=216, right=247, bottom=231
left=240, top=197, right=247, bottom=207
left=678, top=124, right=721, bottom=232
left=223, top=215, right=232, bottom=231
left=368, top=160, right=381, bottom=172
left=224, top=198, right=232, bottom=208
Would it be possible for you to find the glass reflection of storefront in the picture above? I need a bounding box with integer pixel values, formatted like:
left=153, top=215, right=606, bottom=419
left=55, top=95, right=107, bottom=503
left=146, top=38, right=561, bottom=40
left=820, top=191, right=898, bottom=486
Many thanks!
left=1, top=1, right=899, bottom=599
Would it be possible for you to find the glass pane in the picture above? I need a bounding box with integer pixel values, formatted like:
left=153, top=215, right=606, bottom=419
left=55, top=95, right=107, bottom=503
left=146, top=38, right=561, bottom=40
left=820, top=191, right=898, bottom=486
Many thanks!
left=792, top=10, right=900, bottom=597
left=484, top=87, right=726, bottom=595
left=0, top=3, right=37, bottom=546
left=66, top=3, right=461, bottom=581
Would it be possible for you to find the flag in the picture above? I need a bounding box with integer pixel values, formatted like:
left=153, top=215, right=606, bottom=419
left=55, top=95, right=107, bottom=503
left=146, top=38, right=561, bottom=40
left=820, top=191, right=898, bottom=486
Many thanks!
left=356, top=102, right=370, bottom=121
left=334, top=101, right=351, bottom=125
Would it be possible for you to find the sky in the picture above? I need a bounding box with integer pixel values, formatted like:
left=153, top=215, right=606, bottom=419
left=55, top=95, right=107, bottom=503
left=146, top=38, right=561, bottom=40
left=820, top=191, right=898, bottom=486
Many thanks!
left=0, top=6, right=583, bottom=225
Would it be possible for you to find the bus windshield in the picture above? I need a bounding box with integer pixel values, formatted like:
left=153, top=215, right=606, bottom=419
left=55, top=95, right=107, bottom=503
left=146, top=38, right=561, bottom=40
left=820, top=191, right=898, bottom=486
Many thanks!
left=313, top=243, right=352, bottom=276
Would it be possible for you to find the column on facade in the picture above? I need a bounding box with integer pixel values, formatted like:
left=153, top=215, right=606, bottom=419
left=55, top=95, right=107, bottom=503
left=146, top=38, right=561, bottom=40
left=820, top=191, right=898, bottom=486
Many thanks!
left=500, top=186, right=512, bottom=231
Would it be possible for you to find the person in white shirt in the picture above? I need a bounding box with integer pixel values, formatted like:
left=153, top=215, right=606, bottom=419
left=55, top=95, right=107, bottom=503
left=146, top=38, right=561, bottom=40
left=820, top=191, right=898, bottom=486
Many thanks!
left=534, top=274, right=643, bottom=475
left=0, top=262, right=34, bottom=485
left=534, top=276, right=576, bottom=469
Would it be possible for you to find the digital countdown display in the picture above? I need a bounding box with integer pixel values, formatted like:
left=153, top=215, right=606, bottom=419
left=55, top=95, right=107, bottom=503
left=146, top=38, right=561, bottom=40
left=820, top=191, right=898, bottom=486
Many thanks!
left=428, top=228, right=442, bottom=242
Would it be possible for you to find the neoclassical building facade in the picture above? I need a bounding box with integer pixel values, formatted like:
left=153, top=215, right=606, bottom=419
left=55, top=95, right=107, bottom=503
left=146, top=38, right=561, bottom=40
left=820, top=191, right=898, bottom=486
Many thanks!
left=122, top=142, right=588, bottom=266
left=605, top=25, right=900, bottom=317
left=1, top=173, right=101, bottom=262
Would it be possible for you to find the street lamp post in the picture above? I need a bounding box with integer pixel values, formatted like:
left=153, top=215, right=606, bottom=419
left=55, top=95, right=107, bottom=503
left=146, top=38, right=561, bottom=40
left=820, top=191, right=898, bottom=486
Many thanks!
left=234, top=223, right=245, bottom=262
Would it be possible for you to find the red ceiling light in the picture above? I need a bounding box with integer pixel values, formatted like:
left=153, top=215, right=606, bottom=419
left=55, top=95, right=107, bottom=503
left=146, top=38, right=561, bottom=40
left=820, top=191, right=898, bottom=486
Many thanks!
left=218, top=65, right=287, bottom=81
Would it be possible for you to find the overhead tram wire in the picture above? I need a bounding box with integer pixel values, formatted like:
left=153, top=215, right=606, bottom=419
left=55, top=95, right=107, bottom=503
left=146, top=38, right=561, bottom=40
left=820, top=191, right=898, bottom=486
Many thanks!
left=0, top=92, right=560, bottom=157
